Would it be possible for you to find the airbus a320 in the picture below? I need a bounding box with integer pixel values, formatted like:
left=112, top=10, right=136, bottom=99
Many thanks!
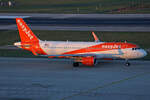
left=14, top=18, right=147, bottom=67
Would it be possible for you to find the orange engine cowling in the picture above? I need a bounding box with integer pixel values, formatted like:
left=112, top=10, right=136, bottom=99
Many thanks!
left=81, top=56, right=96, bottom=66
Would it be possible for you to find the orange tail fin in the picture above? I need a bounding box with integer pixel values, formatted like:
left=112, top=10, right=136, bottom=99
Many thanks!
left=16, top=18, right=39, bottom=43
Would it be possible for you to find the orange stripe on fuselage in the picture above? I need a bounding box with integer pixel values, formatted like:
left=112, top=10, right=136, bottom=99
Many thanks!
left=63, top=42, right=138, bottom=55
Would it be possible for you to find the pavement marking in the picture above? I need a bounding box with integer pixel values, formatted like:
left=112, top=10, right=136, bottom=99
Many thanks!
left=31, top=83, right=53, bottom=88
left=61, top=72, right=150, bottom=100
left=0, top=16, right=30, bottom=19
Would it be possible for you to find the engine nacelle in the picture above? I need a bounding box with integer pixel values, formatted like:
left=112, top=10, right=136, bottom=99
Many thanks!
left=81, top=56, right=96, bottom=66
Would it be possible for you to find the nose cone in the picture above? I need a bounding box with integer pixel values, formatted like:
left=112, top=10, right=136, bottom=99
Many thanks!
left=140, top=49, right=147, bottom=58
left=143, top=50, right=147, bottom=57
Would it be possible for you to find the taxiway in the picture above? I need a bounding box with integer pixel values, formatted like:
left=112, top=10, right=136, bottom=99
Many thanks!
left=0, top=14, right=150, bottom=31
left=0, top=57, right=150, bottom=100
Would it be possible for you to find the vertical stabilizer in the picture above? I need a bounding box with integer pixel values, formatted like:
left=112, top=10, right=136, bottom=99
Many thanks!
left=16, top=18, right=39, bottom=43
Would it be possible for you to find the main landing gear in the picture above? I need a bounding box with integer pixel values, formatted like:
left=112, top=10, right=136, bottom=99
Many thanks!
left=125, top=60, right=130, bottom=66
left=73, top=62, right=79, bottom=67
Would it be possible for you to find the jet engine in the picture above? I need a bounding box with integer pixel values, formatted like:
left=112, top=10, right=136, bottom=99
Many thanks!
left=81, top=56, right=96, bottom=66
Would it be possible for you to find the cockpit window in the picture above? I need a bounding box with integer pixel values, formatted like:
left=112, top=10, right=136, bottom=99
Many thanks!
left=132, top=48, right=141, bottom=50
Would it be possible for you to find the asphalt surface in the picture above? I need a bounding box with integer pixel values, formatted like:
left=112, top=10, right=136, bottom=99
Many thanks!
left=1, top=17, right=150, bottom=26
left=0, top=14, right=150, bottom=31
left=1, top=17, right=150, bottom=31
left=0, top=57, right=150, bottom=100
left=1, top=13, right=150, bottom=19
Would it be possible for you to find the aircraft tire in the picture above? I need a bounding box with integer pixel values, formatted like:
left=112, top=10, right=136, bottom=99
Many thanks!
left=125, top=62, right=130, bottom=66
left=73, top=62, right=79, bottom=67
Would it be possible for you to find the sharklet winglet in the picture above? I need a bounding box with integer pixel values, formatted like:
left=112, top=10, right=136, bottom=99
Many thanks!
left=92, top=32, right=100, bottom=42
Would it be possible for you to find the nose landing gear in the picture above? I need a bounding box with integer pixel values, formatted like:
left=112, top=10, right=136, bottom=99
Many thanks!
left=125, top=62, right=130, bottom=66
left=73, top=62, right=79, bottom=67
left=125, top=60, right=130, bottom=66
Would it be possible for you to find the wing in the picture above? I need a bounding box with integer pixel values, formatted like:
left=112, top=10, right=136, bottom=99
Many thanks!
left=40, top=53, right=96, bottom=57
left=39, top=49, right=124, bottom=59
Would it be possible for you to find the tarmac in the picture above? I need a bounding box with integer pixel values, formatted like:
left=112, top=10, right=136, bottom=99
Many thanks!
left=1, top=24, right=150, bottom=32
left=1, top=13, right=150, bottom=19
left=0, top=14, right=150, bottom=31
left=0, top=57, right=150, bottom=100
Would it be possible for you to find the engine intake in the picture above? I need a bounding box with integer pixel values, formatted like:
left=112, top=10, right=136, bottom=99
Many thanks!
left=81, top=56, right=96, bottom=66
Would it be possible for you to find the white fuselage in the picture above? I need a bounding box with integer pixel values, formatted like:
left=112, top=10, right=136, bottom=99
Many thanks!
left=38, top=41, right=147, bottom=59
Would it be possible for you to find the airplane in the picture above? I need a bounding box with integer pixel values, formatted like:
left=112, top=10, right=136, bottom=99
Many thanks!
left=14, top=18, right=147, bottom=67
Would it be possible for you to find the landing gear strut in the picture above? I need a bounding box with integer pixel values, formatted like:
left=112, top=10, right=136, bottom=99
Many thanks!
left=125, top=60, right=130, bottom=66
left=73, top=62, right=79, bottom=67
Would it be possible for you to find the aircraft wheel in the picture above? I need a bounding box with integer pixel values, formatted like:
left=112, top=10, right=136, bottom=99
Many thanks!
left=94, top=59, right=97, bottom=65
left=73, top=62, right=79, bottom=67
left=125, top=62, right=130, bottom=66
